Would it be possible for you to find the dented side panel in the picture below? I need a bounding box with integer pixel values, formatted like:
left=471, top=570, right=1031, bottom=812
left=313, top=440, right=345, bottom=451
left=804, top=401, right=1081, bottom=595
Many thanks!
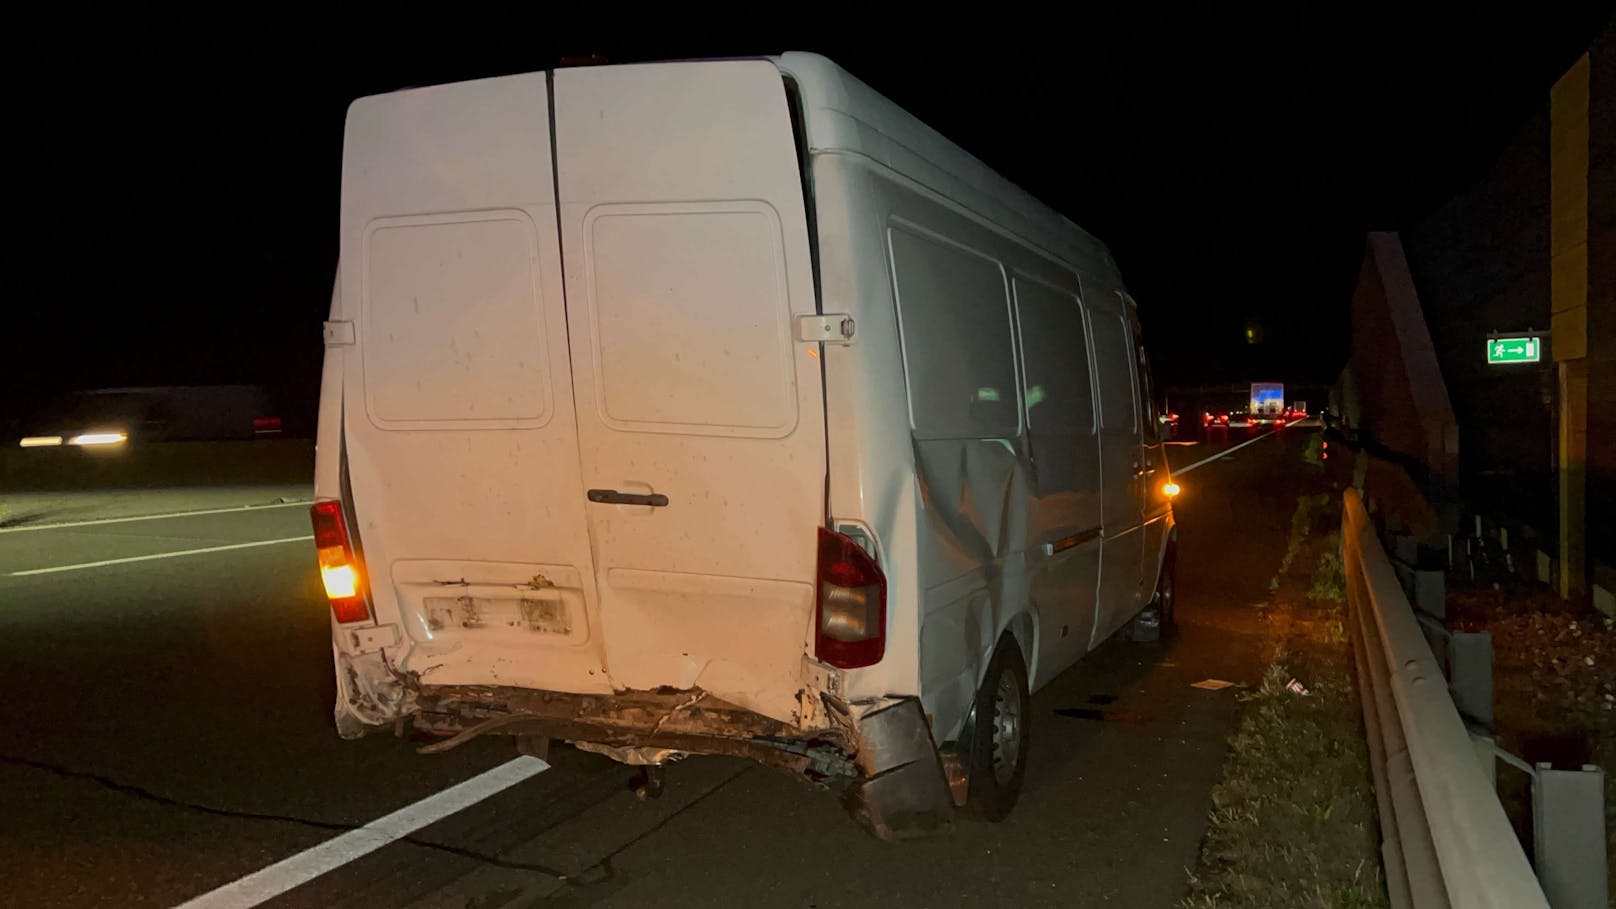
left=809, top=148, right=1132, bottom=744
left=809, top=156, right=924, bottom=706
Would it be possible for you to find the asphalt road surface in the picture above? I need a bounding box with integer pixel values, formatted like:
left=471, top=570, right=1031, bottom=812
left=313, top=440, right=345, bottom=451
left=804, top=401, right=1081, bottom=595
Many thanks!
left=0, top=426, right=1310, bottom=908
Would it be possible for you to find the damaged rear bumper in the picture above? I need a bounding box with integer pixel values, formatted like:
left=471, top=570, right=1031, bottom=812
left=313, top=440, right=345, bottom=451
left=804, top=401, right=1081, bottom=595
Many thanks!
left=400, top=682, right=955, bottom=839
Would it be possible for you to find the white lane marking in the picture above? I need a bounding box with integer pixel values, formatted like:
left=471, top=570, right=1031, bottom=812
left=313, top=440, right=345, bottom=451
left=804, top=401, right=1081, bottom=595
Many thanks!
left=0, top=499, right=311, bottom=535
left=9, top=536, right=314, bottom=576
left=175, top=756, right=550, bottom=909
left=1172, top=420, right=1308, bottom=476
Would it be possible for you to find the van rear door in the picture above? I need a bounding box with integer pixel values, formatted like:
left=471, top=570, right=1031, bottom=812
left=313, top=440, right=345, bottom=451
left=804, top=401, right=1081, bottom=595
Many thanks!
left=340, top=73, right=614, bottom=696
left=551, top=61, right=827, bottom=724
left=343, top=64, right=826, bottom=724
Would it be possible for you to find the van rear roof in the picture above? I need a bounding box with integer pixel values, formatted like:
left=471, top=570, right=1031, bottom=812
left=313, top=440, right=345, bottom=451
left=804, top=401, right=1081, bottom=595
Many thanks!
left=775, top=52, right=1120, bottom=283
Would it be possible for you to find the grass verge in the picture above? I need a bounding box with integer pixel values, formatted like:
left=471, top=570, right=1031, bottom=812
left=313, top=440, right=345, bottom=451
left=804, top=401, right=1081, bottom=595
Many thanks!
left=1182, top=487, right=1387, bottom=908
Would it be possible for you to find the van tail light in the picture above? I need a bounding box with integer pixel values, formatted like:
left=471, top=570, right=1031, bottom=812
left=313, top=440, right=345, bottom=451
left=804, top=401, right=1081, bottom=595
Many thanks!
left=815, top=527, right=886, bottom=669
left=253, top=416, right=283, bottom=436
left=310, top=500, right=371, bottom=624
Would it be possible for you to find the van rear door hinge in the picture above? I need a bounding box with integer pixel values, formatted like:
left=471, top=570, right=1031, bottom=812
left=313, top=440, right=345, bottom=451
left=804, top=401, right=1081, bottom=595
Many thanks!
left=324, top=320, right=356, bottom=347
left=795, top=314, right=855, bottom=344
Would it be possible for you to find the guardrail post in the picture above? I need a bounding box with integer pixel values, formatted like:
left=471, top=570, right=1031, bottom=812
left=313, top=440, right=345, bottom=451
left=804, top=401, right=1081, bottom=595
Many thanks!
left=1393, top=534, right=1418, bottom=565
left=1413, top=569, right=1445, bottom=619
left=1468, top=731, right=1498, bottom=787
left=1532, top=764, right=1608, bottom=909
left=1394, top=561, right=1416, bottom=599
left=1448, top=632, right=1493, bottom=728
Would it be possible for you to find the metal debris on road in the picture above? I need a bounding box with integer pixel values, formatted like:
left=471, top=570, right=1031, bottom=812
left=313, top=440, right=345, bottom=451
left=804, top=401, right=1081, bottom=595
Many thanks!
left=1191, top=679, right=1236, bottom=690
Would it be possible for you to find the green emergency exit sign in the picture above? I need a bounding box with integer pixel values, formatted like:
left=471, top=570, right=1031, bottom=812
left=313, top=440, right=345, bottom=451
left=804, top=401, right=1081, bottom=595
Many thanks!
left=1486, top=336, right=1541, bottom=364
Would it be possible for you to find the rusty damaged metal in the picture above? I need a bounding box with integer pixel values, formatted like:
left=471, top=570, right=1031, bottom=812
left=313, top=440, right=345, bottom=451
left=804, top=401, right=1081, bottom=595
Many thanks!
left=410, top=683, right=859, bottom=781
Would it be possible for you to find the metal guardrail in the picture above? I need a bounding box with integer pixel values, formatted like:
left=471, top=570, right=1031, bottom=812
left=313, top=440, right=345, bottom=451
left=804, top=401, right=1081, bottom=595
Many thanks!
left=1342, top=488, right=1552, bottom=909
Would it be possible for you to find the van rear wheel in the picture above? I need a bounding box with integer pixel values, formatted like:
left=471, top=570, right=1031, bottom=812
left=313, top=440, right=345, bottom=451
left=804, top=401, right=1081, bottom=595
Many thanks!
left=963, top=634, right=1030, bottom=821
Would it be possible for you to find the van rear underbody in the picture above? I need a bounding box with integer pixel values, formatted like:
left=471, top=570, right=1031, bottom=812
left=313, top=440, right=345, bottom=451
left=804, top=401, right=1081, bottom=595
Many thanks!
left=337, top=644, right=953, bottom=839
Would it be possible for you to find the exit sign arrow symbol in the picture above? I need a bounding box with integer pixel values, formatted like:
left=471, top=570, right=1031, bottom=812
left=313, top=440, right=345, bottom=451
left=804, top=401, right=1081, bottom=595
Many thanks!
left=1486, top=334, right=1543, bottom=364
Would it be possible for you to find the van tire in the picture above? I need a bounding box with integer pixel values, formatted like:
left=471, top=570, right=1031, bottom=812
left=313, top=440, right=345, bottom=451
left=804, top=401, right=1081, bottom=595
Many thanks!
left=963, top=634, right=1031, bottom=821
left=1130, top=549, right=1178, bottom=642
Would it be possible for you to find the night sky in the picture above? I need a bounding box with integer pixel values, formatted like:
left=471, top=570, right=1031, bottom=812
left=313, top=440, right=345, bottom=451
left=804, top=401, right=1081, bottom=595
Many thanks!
left=9, top=5, right=1610, bottom=430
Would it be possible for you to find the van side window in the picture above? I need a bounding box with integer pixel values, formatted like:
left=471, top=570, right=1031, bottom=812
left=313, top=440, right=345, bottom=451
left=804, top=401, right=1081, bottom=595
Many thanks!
left=889, top=226, right=1018, bottom=440
left=1090, top=312, right=1137, bottom=433
left=1138, top=347, right=1160, bottom=442
left=1012, top=278, right=1094, bottom=435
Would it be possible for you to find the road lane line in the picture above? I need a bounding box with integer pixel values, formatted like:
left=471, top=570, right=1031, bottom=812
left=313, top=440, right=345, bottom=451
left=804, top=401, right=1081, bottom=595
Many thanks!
left=9, top=536, right=314, bottom=576
left=1172, top=420, right=1308, bottom=476
left=175, top=756, right=550, bottom=909
left=0, top=499, right=311, bottom=535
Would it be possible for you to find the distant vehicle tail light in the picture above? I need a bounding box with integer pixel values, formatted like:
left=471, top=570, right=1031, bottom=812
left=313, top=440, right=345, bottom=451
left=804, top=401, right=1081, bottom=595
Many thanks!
left=1202, top=412, right=1212, bottom=423
left=815, top=527, right=886, bottom=669
left=1218, top=414, right=1229, bottom=424
left=310, top=500, right=370, bottom=624
left=253, top=416, right=283, bottom=437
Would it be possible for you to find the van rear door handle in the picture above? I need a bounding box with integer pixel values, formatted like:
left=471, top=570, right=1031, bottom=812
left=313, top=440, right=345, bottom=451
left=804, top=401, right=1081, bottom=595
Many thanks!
left=587, top=489, right=669, bottom=507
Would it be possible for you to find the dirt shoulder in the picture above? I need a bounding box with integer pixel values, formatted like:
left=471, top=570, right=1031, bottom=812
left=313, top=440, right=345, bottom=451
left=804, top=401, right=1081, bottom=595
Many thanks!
left=1181, top=452, right=1387, bottom=908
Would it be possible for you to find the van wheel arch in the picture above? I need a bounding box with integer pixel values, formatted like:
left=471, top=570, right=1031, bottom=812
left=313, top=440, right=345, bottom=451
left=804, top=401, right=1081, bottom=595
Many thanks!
left=1004, top=611, right=1037, bottom=685
left=1130, top=542, right=1179, bottom=643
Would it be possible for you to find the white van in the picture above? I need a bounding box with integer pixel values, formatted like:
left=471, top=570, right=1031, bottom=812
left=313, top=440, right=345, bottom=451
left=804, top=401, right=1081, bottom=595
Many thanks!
left=314, top=53, right=1177, bottom=838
